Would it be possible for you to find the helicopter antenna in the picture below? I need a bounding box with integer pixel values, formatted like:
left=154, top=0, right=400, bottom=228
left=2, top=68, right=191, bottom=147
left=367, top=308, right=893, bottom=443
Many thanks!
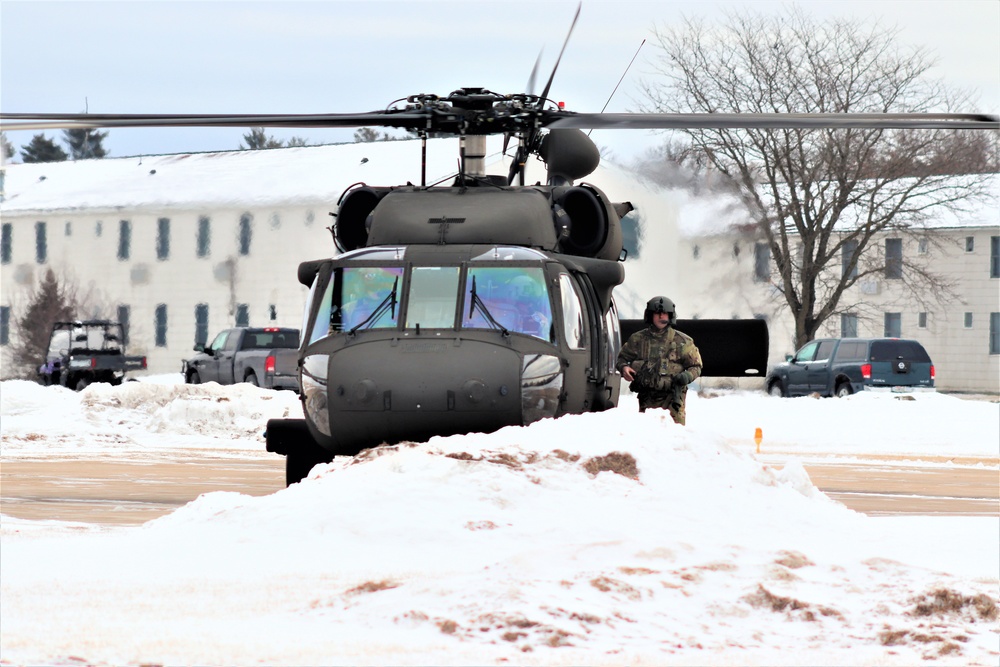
left=589, top=39, right=645, bottom=136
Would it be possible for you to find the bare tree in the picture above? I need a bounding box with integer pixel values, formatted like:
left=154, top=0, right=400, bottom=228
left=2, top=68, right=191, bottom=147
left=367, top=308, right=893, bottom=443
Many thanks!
left=639, top=8, right=995, bottom=347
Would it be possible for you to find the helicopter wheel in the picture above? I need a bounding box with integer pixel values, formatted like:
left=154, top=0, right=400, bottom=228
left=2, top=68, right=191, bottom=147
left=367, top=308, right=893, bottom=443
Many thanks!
left=286, top=445, right=332, bottom=486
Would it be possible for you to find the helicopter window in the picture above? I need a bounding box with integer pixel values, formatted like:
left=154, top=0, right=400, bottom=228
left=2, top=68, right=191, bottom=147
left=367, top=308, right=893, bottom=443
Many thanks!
left=462, top=266, right=553, bottom=342
left=304, top=273, right=328, bottom=345
left=605, top=299, right=622, bottom=374
left=335, top=266, right=404, bottom=331
left=406, top=267, right=460, bottom=329
left=471, top=247, right=548, bottom=262
left=558, top=274, right=587, bottom=350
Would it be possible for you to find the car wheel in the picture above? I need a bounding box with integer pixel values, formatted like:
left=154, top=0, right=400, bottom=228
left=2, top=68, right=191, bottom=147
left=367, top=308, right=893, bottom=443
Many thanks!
left=835, top=382, right=852, bottom=398
left=188, top=370, right=201, bottom=385
left=245, top=371, right=259, bottom=387
left=767, top=380, right=785, bottom=397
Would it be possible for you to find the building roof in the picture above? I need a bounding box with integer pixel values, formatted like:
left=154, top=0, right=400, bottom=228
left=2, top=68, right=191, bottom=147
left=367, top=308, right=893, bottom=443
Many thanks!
left=2, top=142, right=995, bottom=236
left=0, top=139, right=472, bottom=214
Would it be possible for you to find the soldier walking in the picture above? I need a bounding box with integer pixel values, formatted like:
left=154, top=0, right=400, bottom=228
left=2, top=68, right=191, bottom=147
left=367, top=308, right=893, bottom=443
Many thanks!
left=617, top=296, right=703, bottom=424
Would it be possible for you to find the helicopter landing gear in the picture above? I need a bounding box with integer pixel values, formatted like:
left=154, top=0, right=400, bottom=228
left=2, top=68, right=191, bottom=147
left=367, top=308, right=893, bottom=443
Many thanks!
left=265, top=418, right=333, bottom=486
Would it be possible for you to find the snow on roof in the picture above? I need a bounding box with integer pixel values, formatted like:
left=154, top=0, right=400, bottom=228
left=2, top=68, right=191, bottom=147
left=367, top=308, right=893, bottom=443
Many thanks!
left=0, top=139, right=472, bottom=214
left=2, top=143, right=995, bottom=236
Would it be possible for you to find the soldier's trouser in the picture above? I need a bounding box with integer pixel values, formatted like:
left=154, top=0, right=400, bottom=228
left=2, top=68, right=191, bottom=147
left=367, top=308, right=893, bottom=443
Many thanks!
left=638, top=391, right=686, bottom=425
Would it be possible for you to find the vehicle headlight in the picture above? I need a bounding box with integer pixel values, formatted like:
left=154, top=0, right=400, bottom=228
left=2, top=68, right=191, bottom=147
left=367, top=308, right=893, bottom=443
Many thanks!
left=301, top=354, right=330, bottom=437
left=521, top=354, right=562, bottom=424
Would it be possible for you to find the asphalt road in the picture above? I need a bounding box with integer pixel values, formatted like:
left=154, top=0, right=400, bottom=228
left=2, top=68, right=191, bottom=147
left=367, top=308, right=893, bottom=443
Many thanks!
left=1, top=453, right=997, bottom=526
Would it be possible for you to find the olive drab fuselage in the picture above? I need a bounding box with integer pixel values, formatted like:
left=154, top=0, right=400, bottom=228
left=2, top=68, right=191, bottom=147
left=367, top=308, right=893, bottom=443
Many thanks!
left=297, top=242, right=624, bottom=455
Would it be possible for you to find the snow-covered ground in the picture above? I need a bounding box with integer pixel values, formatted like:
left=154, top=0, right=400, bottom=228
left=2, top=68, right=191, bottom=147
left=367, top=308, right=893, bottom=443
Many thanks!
left=1, top=378, right=998, bottom=665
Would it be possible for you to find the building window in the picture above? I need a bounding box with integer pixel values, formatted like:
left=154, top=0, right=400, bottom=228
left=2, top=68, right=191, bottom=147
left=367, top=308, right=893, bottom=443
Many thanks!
left=195, top=303, right=209, bottom=346
left=841, top=313, right=858, bottom=338
left=0, top=305, right=9, bottom=345
left=35, top=221, right=47, bottom=264
left=239, top=213, right=253, bottom=256
left=235, top=303, right=250, bottom=327
left=95, top=220, right=103, bottom=237
left=885, top=238, right=902, bottom=279
left=197, top=216, right=211, bottom=258
left=842, top=239, right=858, bottom=279
left=732, top=242, right=741, bottom=258
left=155, top=304, right=168, bottom=347
left=64, top=221, right=72, bottom=236
left=990, top=313, right=1000, bottom=355
left=965, top=236, right=975, bottom=253
left=157, top=218, right=170, bottom=260
left=991, top=236, right=999, bottom=279
left=884, top=312, right=901, bottom=338
left=118, top=220, right=131, bottom=261
left=117, top=305, right=130, bottom=345
left=917, top=238, right=928, bottom=255
left=1, top=223, right=11, bottom=264
left=964, top=312, right=974, bottom=328
left=753, top=242, right=770, bottom=282
left=918, top=312, right=927, bottom=329
left=692, top=244, right=700, bottom=260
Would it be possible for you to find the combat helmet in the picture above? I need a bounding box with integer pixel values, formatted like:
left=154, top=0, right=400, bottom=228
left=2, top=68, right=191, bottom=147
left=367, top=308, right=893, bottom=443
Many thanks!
left=644, top=295, right=676, bottom=324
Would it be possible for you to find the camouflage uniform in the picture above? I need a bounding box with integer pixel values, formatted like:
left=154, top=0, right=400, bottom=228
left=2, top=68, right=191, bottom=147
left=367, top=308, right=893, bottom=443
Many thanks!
left=616, top=326, right=703, bottom=424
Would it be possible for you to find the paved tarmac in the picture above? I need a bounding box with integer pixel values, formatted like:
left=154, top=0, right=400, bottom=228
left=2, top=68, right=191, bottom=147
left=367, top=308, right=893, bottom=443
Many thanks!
left=1, top=453, right=997, bottom=526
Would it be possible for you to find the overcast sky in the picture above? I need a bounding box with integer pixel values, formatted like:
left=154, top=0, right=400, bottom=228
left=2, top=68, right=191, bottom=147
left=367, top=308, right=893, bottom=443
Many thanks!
left=2, top=0, right=998, bottom=161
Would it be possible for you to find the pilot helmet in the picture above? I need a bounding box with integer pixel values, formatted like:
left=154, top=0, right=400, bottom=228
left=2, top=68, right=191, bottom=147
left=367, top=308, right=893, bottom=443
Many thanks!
left=644, top=295, right=676, bottom=324
left=510, top=274, right=542, bottom=298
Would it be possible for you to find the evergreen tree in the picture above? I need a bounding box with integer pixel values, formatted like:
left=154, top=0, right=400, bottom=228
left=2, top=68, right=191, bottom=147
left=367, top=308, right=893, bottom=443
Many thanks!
left=9, top=268, right=77, bottom=378
left=353, top=128, right=401, bottom=143
left=62, top=128, right=109, bottom=159
left=1, top=132, right=14, bottom=160
left=20, top=134, right=69, bottom=163
left=240, top=127, right=284, bottom=150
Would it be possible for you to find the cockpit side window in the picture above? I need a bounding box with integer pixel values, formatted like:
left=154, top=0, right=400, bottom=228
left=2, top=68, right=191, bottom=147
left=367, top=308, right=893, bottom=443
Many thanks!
left=462, top=266, right=554, bottom=342
left=558, top=273, right=587, bottom=350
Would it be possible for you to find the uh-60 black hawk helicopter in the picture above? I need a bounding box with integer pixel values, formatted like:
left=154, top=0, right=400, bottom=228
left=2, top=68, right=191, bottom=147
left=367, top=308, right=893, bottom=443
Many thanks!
left=5, top=40, right=996, bottom=486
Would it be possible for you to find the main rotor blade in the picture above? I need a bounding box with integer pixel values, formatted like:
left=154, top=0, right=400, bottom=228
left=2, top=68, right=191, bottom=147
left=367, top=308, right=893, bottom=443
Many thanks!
left=537, top=1, right=581, bottom=104
left=0, top=111, right=429, bottom=132
left=548, top=111, right=1000, bottom=130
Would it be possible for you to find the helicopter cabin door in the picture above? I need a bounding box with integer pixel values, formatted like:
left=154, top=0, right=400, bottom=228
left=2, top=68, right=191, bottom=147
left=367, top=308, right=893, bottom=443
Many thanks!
left=555, top=272, right=592, bottom=413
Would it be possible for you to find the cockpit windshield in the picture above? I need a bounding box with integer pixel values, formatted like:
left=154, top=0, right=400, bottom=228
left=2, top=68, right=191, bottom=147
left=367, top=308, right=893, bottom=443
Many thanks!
left=309, top=266, right=403, bottom=343
left=463, top=266, right=553, bottom=342
left=306, top=263, right=554, bottom=344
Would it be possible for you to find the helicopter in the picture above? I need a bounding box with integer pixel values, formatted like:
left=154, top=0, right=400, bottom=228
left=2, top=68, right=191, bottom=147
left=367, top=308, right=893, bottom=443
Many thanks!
left=4, top=29, right=997, bottom=487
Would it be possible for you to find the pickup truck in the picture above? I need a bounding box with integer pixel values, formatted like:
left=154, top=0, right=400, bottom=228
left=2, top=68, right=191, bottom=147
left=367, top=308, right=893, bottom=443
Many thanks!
left=38, top=320, right=147, bottom=391
left=182, top=327, right=300, bottom=391
left=766, top=337, right=935, bottom=397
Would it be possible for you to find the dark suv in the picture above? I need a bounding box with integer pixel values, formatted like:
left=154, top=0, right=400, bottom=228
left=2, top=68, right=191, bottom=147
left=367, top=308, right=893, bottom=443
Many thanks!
left=766, top=338, right=935, bottom=397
